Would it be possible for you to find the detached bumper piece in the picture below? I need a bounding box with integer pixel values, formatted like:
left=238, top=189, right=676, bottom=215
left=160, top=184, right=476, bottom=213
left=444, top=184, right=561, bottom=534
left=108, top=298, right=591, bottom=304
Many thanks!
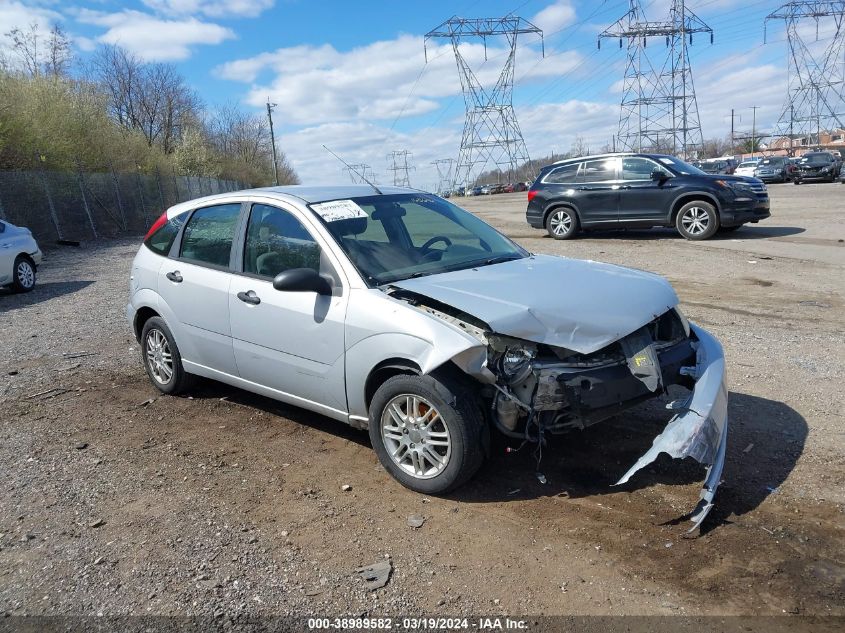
left=615, top=324, right=729, bottom=531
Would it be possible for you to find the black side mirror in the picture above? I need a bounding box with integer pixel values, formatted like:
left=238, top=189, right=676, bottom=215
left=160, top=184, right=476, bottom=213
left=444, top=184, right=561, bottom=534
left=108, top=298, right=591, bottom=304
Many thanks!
left=651, top=170, right=668, bottom=182
left=273, top=268, right=332, bottom=295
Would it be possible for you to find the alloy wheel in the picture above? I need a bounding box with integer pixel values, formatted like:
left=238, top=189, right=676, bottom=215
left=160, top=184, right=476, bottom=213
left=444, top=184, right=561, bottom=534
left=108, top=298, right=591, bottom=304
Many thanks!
left=381, top=394, right=451, bottom=479
left=145, top=329, right=173, bottom=385
left=16, top=260, right=35, bottom=289
left=681, top=206, right=710, bottom=236
left=549, top=210, right=572, bottom=237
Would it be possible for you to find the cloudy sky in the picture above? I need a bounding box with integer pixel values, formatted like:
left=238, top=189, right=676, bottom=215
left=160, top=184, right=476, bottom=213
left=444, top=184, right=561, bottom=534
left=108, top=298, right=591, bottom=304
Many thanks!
left=0, top=0, right=829, bottom=187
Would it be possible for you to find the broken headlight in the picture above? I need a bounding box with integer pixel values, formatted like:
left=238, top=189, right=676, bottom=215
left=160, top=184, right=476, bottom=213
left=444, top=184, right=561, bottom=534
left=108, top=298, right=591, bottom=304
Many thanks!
left=489, top=337, right=536, bottom=384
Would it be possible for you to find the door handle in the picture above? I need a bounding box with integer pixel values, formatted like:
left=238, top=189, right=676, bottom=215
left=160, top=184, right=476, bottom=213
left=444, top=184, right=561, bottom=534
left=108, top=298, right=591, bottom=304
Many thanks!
left=237, top=290, right=261, bottom=305
left=165, top=271, right=182, bottom=283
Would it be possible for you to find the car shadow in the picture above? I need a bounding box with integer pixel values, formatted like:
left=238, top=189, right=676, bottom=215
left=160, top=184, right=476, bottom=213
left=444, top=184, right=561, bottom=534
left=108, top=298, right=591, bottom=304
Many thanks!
left=0, top=280, right=95, bottom=312
left=450, top=391, right=806, bottom=534
left=180, top=380, right=805, bottom=535
left=569, top=225, right=806, bottom=241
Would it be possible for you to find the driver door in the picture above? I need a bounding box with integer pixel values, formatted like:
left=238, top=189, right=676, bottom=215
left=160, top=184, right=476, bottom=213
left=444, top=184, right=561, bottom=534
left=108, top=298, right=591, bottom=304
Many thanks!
left=229, top=202, right=349, bottom=415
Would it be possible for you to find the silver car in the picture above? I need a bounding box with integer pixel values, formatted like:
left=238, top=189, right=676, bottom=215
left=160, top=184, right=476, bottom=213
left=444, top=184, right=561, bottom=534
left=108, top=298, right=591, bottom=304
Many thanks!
left=0, top=219, right=42, bottom=292
left=127, top=185, right=728, bottom=528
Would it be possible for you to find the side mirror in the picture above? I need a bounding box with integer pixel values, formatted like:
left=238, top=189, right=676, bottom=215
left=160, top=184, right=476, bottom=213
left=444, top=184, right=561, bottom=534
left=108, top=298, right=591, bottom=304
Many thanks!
left=651, top=170, right=667, bottom=182
left=273, top=268, right=332, bottom=295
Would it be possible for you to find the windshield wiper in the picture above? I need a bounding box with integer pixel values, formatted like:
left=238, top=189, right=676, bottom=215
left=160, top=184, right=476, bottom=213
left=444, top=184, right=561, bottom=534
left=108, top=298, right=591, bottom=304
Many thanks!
left=482, top=254, right=524, bottom=266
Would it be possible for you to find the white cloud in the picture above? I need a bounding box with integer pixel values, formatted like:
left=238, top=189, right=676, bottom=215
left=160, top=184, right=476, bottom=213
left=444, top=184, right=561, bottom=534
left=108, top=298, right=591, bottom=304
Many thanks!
left=216, top=32, right=579, bottom=126
left=140, top=0, right=274, bottom=19
left=530, top=0, right=577, bottom=35
left=76, top=9, right=235, bottom=61
left=0, top=0, right=62, bottom=56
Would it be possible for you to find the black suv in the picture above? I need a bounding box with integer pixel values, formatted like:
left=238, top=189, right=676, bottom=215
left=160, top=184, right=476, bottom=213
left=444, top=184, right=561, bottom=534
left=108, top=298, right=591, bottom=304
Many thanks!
left=526, top=153, right=771, bottom=241
left=793, top=152, right=840, bottom=184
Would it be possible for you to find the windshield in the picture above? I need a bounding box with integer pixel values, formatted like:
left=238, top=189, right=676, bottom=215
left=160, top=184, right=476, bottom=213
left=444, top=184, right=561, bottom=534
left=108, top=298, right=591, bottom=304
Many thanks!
left=656, top=155, right=705, bottom=175
left=311, top=193, right=527, bottom=285
left=759, top=158, right=782, bottom=165
left=800, top=154, right=831, bottom=164
left=738, top=162, right=757, bottom=168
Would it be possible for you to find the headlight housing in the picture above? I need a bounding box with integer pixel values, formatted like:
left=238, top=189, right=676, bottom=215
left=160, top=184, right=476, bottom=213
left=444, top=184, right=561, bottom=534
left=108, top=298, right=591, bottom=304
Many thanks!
left=489, top=336, right=536, bottom=384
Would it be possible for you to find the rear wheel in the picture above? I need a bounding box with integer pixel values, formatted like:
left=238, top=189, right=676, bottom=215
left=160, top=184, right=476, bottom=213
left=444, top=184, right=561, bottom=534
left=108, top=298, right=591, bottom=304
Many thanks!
left=140, top=316, right=194, bottom=395
left=11, top=255, right=36, bottom=292
left=369, top=373, right=487, bottom=495
left=545, top=208, right=578, bottom=240
left=676, top=201, right=719, bottom=240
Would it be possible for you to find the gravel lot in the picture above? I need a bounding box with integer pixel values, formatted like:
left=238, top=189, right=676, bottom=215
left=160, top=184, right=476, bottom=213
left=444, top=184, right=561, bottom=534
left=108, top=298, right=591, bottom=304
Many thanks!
left=0, top=182, right=843, bottom=622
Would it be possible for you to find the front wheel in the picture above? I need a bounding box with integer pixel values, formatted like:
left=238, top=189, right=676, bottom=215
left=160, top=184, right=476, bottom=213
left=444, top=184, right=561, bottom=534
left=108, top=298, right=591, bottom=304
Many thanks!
left=369, top=373, right=488, bottom=495
left=545, top=207, right=579, bottom=240
left=676, top=201, right=719, bottom=240
left=11, top=255, right=36, bottom=292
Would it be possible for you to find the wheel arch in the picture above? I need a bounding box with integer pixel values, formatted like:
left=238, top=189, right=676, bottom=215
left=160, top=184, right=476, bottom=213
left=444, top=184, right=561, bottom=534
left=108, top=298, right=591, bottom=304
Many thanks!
left=670, top=192, right=721, bottom=224
left=364, top=358, right=422, bottom=411
left=133, top=306, right=161, bottom=343
left=543, top=202, right=581, bottom=226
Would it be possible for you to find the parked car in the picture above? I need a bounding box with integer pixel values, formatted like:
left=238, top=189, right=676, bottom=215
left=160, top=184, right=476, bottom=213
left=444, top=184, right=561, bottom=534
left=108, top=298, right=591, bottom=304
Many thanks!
left=468, top=185, right=483, bottom=196
left=734, top=161, right=759, bottom=177
left=700, top=159, right=732, bottom=175
left=127, top=185, right=728, bottom=528
left=512, top=182, right=528, bottom=192
left=479, top=184, right=493, bottom=195
left=754, top=156, right=791, bottom=183
left=0, top=220, right=42, bottom=292
left=503, top=183, right=515, bottom=193
left=793, top=152, right=840, bottom=184
left=490, top=183, right=506, bottom=195
left=526, top=153, right=770, bottom=240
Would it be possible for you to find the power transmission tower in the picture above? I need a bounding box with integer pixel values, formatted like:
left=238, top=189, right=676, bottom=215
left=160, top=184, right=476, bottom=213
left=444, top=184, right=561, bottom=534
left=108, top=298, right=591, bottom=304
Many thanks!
left=432, top=158, right=457, bottom=193
left=425, top=17, right=544, bottom=188
left=344, top=164, right=373, bottom=184
left=765, top=1, right=845, bottom=153
left=599, top=0, right=713, bottom=158
left=387, top=150, right=414, bottom=187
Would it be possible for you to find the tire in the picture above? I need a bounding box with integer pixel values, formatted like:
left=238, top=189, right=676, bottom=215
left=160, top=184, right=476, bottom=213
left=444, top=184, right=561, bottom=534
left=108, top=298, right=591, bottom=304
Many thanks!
left=793, top=178, right=801, bottom=185
left=368, top=373, right=488, bottom=495
left=545, top=207, right=579, bottom=240
left=11, top=255, right=36, bottom=292
left=675, top=201, right=719, bottom=240
left=140, top=316, right=194, bottom=395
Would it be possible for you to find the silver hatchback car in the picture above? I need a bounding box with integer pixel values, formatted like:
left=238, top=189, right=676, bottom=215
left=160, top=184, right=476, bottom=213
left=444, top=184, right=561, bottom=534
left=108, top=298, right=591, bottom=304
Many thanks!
left=128, top=185, right=728, bottom=528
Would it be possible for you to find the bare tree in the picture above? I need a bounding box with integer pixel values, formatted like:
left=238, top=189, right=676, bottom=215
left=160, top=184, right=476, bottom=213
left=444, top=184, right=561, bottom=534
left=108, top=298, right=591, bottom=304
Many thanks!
left=570, top=135, right=590, bottom=157
left=6, top=23, right=40, bottom=77
left=208, top=104, right=271, bottom=164
left=44, top=25, right=72, bottom=77
left=91, top=45, right=201, bottom=153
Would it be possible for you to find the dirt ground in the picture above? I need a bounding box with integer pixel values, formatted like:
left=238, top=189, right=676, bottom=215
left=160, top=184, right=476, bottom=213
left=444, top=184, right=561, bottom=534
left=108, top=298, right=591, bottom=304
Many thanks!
left=0, top=181, right=843, bottom=623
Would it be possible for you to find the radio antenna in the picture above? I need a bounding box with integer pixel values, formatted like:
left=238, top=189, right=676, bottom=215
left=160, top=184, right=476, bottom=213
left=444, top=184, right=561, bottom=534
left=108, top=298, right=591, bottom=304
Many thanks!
left=322, top=145, right=382, bottom=194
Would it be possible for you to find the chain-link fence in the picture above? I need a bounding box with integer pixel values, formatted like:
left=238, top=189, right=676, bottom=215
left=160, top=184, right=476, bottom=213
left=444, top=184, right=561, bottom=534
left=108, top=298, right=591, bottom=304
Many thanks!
left=0, top=167, right=245, bottom=244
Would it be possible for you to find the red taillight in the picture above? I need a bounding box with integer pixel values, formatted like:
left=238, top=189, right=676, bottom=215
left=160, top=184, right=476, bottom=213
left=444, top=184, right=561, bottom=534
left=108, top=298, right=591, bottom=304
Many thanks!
left=144, top=212, right=168, bottom=241
left=527, top=190, right=538, bottom=202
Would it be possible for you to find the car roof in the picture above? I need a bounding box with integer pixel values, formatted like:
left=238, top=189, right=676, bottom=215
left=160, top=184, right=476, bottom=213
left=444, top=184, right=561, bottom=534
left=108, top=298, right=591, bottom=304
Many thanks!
left=165, top=184, right=420, bottom=217
left=549, top=152, right=673, bottom=166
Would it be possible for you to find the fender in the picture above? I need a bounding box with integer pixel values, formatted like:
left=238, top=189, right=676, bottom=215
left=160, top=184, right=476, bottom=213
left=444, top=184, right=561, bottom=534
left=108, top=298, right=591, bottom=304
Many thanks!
left=668, top=190, right=722, bottom=224
left=542, top=200, right=581, bottom=225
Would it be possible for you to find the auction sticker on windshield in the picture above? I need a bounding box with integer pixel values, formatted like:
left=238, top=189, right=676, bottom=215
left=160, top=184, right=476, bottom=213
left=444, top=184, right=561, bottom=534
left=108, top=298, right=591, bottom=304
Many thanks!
left=312, top=199, right=367, bottom=222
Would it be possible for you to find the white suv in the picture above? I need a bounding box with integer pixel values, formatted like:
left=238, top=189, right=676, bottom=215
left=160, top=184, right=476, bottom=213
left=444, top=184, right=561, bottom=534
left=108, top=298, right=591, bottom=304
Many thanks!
left=0, top=220, right=42, bottom=292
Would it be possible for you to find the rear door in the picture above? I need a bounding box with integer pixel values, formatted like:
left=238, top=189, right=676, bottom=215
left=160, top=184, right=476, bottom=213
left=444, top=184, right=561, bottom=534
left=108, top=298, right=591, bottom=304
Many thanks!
left=572, top=157, right=621, bottom=225
left=228, top=202, right=349, bottom=415
left=618, top=156, right=674, bottom=225
left=0, top=222, right=15, bottom=284
left=157, top=202, right=242, bottom=376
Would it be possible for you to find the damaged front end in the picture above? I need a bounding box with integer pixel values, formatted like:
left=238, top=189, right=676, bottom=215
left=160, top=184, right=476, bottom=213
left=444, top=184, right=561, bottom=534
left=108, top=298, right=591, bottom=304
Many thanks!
left=391, top=288, right=729, bottom=530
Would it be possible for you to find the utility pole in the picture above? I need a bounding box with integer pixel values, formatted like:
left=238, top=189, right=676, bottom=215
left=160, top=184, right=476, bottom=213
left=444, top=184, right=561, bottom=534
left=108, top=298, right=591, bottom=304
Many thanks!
left=751, top=105, right=759, bottom=157
left=730, top=108, right=735, bottom=151
left=599, top=0, right=713, bottom=157
left=425, top=16, right=544, bottom=189
left=266, top=99, right=279, bottom=186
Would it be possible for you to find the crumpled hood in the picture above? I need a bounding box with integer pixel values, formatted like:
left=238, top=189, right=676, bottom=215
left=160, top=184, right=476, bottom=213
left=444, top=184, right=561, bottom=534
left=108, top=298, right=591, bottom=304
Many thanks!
left=391, top=254, right=678, bottom=354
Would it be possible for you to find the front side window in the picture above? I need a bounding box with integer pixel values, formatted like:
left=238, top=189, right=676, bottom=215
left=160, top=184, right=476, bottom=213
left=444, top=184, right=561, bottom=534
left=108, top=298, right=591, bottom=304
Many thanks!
left=179, top=203, right=241, bottom=267
left=621, top=157, right=668, bottom=181
left=314, top=194, right=526, bottom=285
left=577, top=158, right=617, bottom=183
left=244, top=204, right=320, bottom=278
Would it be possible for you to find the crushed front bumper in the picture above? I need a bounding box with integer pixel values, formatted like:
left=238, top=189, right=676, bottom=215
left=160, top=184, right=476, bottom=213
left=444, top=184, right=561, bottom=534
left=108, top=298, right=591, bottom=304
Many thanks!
left=615, top=323, right=728, bottom=531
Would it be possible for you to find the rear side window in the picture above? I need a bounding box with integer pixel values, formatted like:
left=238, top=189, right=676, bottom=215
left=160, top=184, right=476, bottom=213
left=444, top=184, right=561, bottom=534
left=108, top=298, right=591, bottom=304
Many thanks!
left=145, top=215, right=185, bottom=256
left=577, top=158, right=617, bottom=183
left=544, top=162, right=580, bottom=184
left=179, top=203, right=241, bottom=267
